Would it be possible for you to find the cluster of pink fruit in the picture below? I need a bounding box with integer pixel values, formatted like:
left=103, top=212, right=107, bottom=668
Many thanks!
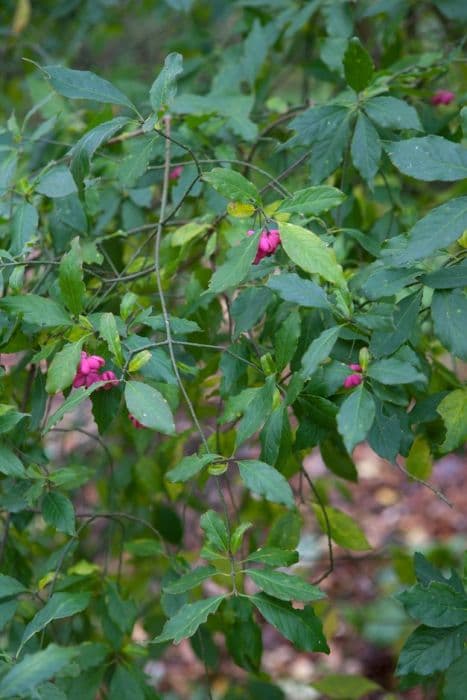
left=431, top=89, right=455, bottom=106
left=72, top=351, right=145, bottom=429
left=72, top=352, right=118, bottom=390
left=248, top=228, right=281, bottom=264
left=343, top=363, right=363, bottom=389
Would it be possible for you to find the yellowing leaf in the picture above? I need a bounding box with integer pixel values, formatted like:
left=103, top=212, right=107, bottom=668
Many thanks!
left=437, top=389, right=467, bottom=452
left=171, top=221, right=210, bottom=246
left=406, top=435, right=432, bottom=480
left=227, top=202, right=256, bottom=218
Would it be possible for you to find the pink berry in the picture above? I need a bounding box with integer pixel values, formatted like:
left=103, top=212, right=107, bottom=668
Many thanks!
left=101, top=370, right=118, bottom=390
left=343, top=374, right=363, bottom=389
left=88, top=355, right=106, bottom=371
left=72, top=373, right=86, bottom=389
left=349, top=363, right=362, bottom=372
left=169, top=165, right=183, bottom=181
left=85, top=371, right=101, bottom=388
left=79, top=356, right=91, bottom=375
left=431, top=90, right=455, bottom=106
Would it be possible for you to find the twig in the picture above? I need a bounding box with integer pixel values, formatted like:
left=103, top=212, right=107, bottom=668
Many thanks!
left=394, top=459, right=453, bottom=508
left=300, top=467, right=334, bottom=584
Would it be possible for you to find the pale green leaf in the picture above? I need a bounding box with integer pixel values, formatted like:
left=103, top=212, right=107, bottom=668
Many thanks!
left=312, top=504, right=371, bottom=550
left=150, top=52, right=183, bottom=113
left=46, top=341, right=83, bottom=394
left=279, top=222, right=346, bottom=287
left=246, top=568, right=325, bottom=602
left=153, top=596, right=225, bottom=644
left=124, top=381, right=175, bottom=434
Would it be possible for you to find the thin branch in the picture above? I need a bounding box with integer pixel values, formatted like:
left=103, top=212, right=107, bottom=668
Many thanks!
left=300, top=467, right=334, bottom=585
left=394, top=459, right=453, bottom=508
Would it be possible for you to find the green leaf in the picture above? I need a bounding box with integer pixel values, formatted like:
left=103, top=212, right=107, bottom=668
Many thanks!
left=203, top=167, right=260, bottom=204
left=390, top=197, right=467, bottom=265
left=311, top=674, right=381, bottom=699
left=423, top=259, right=467, bottom=289
left=414, top=551, right=463, bottom=591
left=41, top=492, right=76, bottom=536
left=171, top=220, right=211, bottom=246
left=387, top=136, right=467, bottom=182
left=237, top=459, right=294, bottom=507
left=301, top=326, right=341, bottom=379
left=443, top=649, right=467, bottom=700
left=275, top=311, right=301, bottom=373
left=0, top=574, right=28, bottom=599
left=351, top=112, right=382, bottom=183
left=242, top=19, right=269, bottom=86
left=200, top=510, right=229, bottom=552
left=150, top=52, right=183, bottom=113
left=46, top=342, right=82, bottom=395
left=432, top=290, right=467, bottom=360
left=35, top=165, right=77, bottom=198
left=370, top=291, right=421, bottom=357
left=0, top=151, right=17, bottom=196
left=398, top=582, right=467, bottom=628
left=343, top=37, right=374, bottom=92
left=360, top=265, right=420, bottom=300
left=173, top=93, right=257, bottom=141
left=230, top=522, right=253, bottom=554
left=124, top=381, right=175, bottom=434
left=0, top=294, right=72, bottom=328
left=19, top=592, right=90, bottom=653
left=246, top=568, right=325, bottom=602
left=0, top=445, right=26, bottom=478
left=163, top=566, right=216, bottom=594
left=231, top=287, right=273, bottom=339
left=236, top=375, right=276, bottom=447
left=109, top=665, right=145, bottom=700
left=277, top=186, right=346, bottom=216
left=251, top=593, right=329, bottom=653
left=310, top=115, right=351, bottom=183
left=0, top=645, right=78, bottom=699
left=437, top=389, right=467, bottom=452
left=10, top=202, right=38, bottom=256
left=44, top=382, right=106, bottom=433
left=119, top=135, right=159, bottom=187
left=396, top=623, right=467, bottom=676
left=267, top=272, right=330, bottom=310
left=0, top=409, right=28, bottom=434
left=368, top=401, right=401, bottom=462
left=99, top=312, right=123, bottom=366
left=58, top=237, right=86, bottom=315
left=207, top=233, right=258, bottom=294
left=246, top=548, right=299, bottom=568
left=166, top=453, right=220, bottom=482
left=280, top=222, right=346, bottom=287
left=312, top=504, right=371, bottom=551
left=43, top=65, right=135, bottom=110
left=289, top=105, right=349, bottom=146
left=364, top=96, right=422, bottom=131
left=123, top=538, right=164, bottom=558
left=406, top=435, right=432, bottom=480
left=267, top=512, right=302, bottom=550
left=337, top=384, right=376, bottom=453
left=69, top=116, right=130, bottom=162
left=153, top=595, right=225, bottom=644
left=367, top=358, right=425, bottom=385
left=320, top=437, right=358, bottom=482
